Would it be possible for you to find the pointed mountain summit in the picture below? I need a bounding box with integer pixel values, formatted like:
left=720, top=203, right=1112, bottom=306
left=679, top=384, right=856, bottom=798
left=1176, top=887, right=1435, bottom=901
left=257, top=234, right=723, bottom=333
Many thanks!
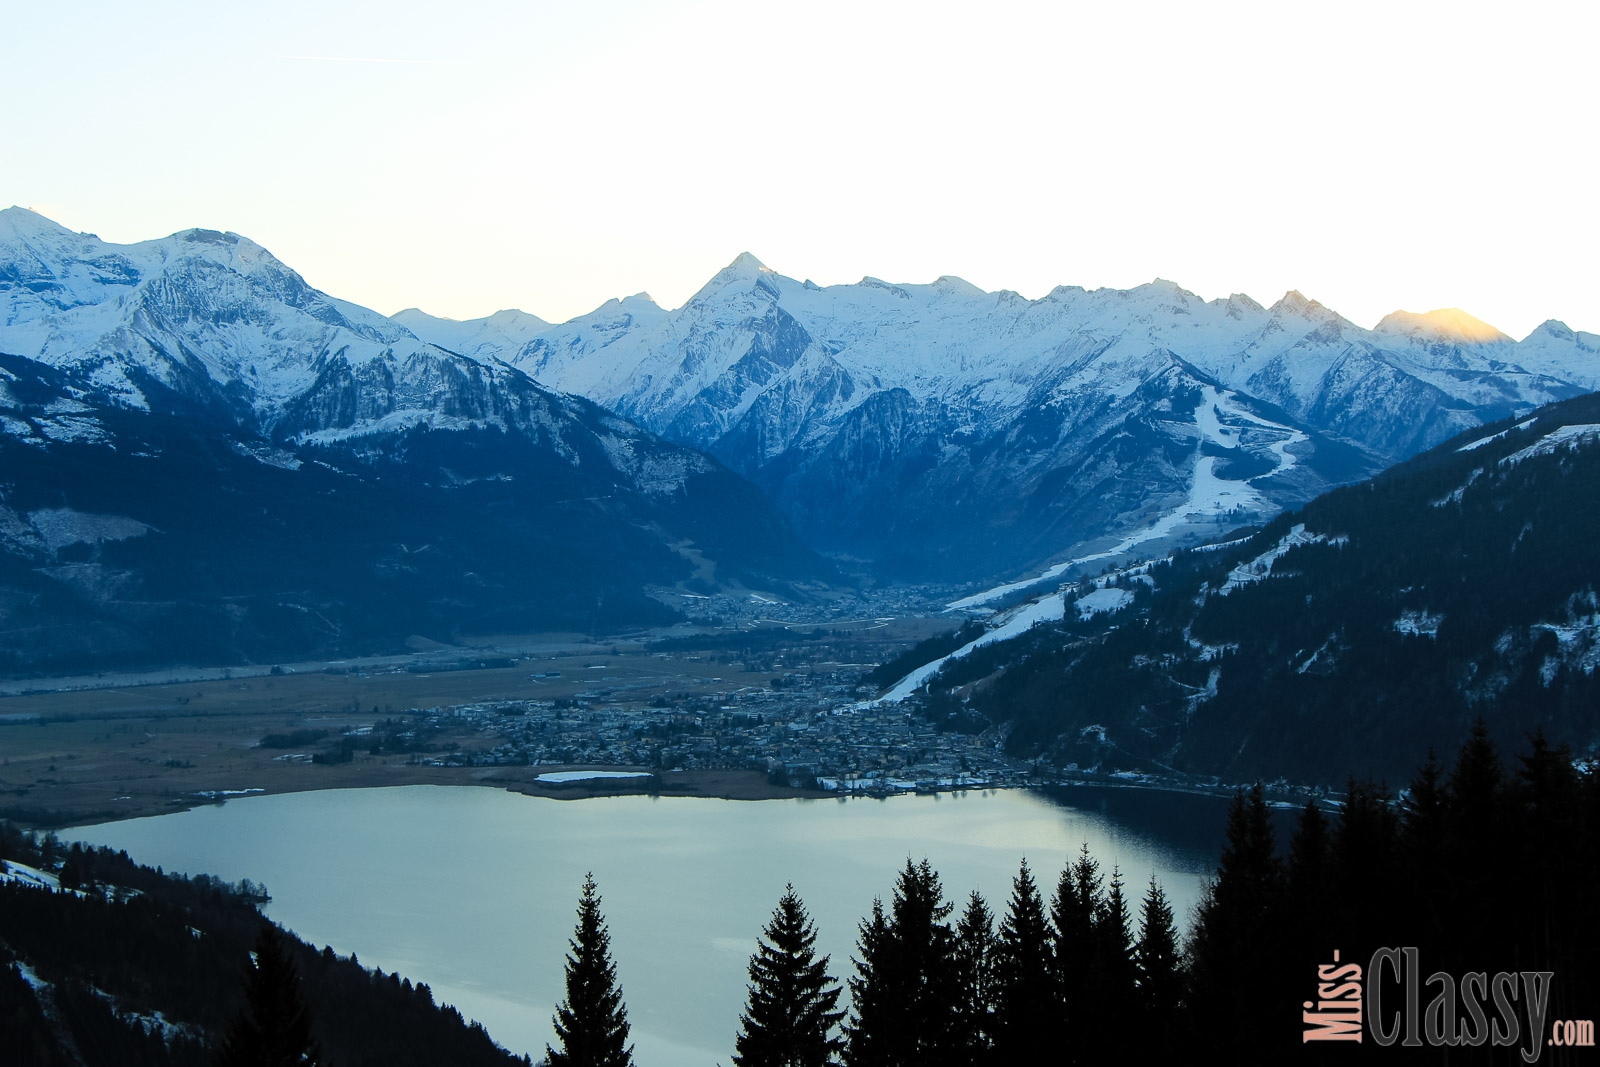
left=725, top=250, right=770, bottom=273
left=1269, top=290, right=1322, bottom=316
left=1375, top=307, right=1511, bottom=345
left=0, top=204, right=77, bottom=239
left=1216, top=292, right=1266, bottom=318
left=685, top=252, right=778, bottom=304
left=1523, top=319, right=1579, bottom=344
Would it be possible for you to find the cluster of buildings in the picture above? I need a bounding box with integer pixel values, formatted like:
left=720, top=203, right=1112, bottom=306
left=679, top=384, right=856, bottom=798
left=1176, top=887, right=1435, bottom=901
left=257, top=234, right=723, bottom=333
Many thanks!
left=383, top=668, right=1040, bottom=795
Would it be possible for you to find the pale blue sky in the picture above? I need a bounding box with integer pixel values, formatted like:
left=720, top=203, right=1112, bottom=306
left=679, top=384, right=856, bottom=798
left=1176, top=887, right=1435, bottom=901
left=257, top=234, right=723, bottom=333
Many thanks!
left=5, top=0, right=1595, bottom=338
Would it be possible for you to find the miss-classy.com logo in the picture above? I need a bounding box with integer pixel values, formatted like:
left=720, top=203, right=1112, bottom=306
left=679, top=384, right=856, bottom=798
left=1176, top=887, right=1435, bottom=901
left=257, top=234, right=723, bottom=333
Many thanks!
left=1304, top=949, right=1594, bottom=1062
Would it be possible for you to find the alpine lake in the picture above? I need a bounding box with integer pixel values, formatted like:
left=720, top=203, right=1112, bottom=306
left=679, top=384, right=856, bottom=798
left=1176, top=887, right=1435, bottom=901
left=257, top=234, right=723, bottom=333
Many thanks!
left=65, top=782, right=1235, bottom=1066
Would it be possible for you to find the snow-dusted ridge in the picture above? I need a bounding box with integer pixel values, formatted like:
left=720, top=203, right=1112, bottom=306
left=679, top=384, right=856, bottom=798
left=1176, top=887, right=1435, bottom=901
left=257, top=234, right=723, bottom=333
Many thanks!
left=401, top=247, right=1598, bottom=582
left=7, top=208, right=1599, bottom=590
left=0, top=207, right=732, bottom=500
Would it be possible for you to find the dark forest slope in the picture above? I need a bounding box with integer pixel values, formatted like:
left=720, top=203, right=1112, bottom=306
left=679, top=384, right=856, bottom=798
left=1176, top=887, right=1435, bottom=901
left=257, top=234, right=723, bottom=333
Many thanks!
left=921, top=393, right=1600, bottom=785
left=0, top=826, right=527, bottom=1067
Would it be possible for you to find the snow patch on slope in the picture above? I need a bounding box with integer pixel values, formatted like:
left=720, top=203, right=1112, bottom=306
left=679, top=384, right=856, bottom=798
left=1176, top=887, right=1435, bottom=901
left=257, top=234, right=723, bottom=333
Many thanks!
left=1500, top=424, right=1600, bottom=467
left=870, top=593, right=1068, bottom=705
left=1394, top=610, right=1444, bottom=638
left=1219, top=523, right=1343, bottom=594
left=27, top=508, right=150, bottom=555
left=1458, top=418, right=1536, bottom=452
left=1076, top=587, right=1133, bottom=619
left=950, top=385, right=1302, bottom=609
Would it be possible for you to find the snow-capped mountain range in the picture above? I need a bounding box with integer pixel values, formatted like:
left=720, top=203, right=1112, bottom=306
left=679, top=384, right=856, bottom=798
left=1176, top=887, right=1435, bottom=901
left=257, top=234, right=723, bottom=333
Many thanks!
left=4, top=205, right=1597, bottom=594
left=404, top=251, right=1596, bottom=580
left=0, top=209, right=830, bottom=672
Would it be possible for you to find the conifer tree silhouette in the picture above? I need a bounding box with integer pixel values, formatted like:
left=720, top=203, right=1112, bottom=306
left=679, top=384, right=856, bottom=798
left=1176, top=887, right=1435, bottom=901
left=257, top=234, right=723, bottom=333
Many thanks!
left=843, top=859, right=957, bottom=1067
left=1049, top=843, right=1102, bottom=1042
left=951, top=891, right=995, bottom=1067
left=1184, top=783, right=1281, bottom=1052
left=547, top=874, right=633, bottom=1067
left=214, top=922, right=321, bottom=1067
left=1132, top=876, right=1180, bottom=1016
left=733, top=884, right=844, bottom=1067
left=1092, top=865, right=1137, bottom=1049
left=990, top=860, right=1054, bottom=1064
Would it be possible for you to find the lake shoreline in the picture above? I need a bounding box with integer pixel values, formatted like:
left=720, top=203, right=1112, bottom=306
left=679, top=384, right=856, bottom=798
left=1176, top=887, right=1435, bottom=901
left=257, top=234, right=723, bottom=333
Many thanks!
left=10, top=754, right=1313, bottom=834
left=4, top=765, right=839, bottom=831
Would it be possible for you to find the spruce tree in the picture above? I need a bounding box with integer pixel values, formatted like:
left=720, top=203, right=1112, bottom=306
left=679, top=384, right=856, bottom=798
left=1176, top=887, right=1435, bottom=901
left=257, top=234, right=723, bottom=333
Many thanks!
left=842, top=860, right=957, bottom=1067
left=842, top=899, right=894, bottom=1067
left=951, top=892, right=995, bottom=1067
left=547, top=874, right=633, bottom=1067
left=1132, top=876, right=1181, bottom=1025
left=1184, top=783, right=1282, bottom=1053
left=1513, top=730, right=1584, bottom=1024
left=1399, top=750, right=1447, bottom=955
left=1274, top=796, right=1338, bottom=1022
left=1048, top=843, right=1101, bottom=1042
left=989, top=860, right=1055, bottom=1065
left=1092, top=865, right=1137, bottom=1047
left=214, top=922, right=322, bottom=1067
left=733, top=885, right=844, bottom=1067
left=1330, top=778, right=1397, bottom=946
left=1285, top=800, right=1329, bottom=904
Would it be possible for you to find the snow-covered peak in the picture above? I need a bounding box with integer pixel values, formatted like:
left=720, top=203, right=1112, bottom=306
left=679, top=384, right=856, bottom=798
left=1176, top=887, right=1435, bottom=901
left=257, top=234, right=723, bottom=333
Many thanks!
left=618, top=292, right=661, bottom=311
left=1145, top=277, right=1198, bottom=298
left=1524, top=319, right=1577, bottom=344
left=1375, top=307, right=1511, bottom=346
left=1269, top=290, right=1321, bottom=317
left=391, top=306, right=553, bottom=361
left=0, top=210, right=457, bottom=418
left=0, top=205, right=79, bottom=241
left=398, top=306, right=549, bottom=331
left=583, top=291, right=670, bottom=321
left=857, top=276, right=911, bottom=298
left=683, top=252, right=777, bottom=305
left=1214, top=292, right=1266, bottom=317
left=1509, top=319, right=1600, bottom=389
left=727, top=250, right=771, bottom=273
left=931, top=275, right=985, bottom=298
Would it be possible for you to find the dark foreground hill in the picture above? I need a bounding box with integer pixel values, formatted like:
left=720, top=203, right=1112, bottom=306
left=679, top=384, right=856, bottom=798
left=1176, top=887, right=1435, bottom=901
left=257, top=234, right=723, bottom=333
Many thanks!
left=0, top=825, right=527, bottom=1066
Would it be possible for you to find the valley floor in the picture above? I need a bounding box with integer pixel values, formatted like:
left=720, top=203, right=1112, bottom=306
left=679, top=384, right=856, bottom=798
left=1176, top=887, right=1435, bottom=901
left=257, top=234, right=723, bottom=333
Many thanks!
left=0, top=614, right=1024, bottom=829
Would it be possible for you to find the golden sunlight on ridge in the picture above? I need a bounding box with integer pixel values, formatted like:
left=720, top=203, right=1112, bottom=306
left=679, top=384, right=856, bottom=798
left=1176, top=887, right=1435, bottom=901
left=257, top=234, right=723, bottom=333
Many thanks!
left=1375, top=306, right=1512, bottom=345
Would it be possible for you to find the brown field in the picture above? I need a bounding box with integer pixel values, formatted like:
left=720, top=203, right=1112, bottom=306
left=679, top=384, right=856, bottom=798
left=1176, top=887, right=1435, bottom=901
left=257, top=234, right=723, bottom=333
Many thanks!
left=0, top=617, right=948, bottom=828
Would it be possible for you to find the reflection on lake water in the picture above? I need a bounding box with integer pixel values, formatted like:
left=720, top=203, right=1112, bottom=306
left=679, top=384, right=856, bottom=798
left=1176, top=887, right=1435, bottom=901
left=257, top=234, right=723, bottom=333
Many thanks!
left=70, top=785, right=1230, bottom=1067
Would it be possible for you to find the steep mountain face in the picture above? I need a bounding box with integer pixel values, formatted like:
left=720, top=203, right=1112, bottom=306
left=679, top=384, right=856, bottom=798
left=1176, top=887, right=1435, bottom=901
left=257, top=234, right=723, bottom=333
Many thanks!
left=0, top=210, right=830, bottom=674
left=890, top=393, right=1600, bottom=786
left=405, top=255, right=1596, bottom=582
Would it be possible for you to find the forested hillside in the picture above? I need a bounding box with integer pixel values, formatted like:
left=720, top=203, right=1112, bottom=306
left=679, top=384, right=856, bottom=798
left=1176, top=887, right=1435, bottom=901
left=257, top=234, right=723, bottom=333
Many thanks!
left=914, top=393, right=1600, bottom=785
left=0, top=826, right=528, bottom=1066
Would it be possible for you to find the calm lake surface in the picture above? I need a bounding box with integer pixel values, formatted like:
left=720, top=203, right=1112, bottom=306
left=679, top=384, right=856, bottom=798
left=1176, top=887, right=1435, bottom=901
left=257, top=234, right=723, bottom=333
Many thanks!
left=69, top=785, right=1229, bottom=1066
